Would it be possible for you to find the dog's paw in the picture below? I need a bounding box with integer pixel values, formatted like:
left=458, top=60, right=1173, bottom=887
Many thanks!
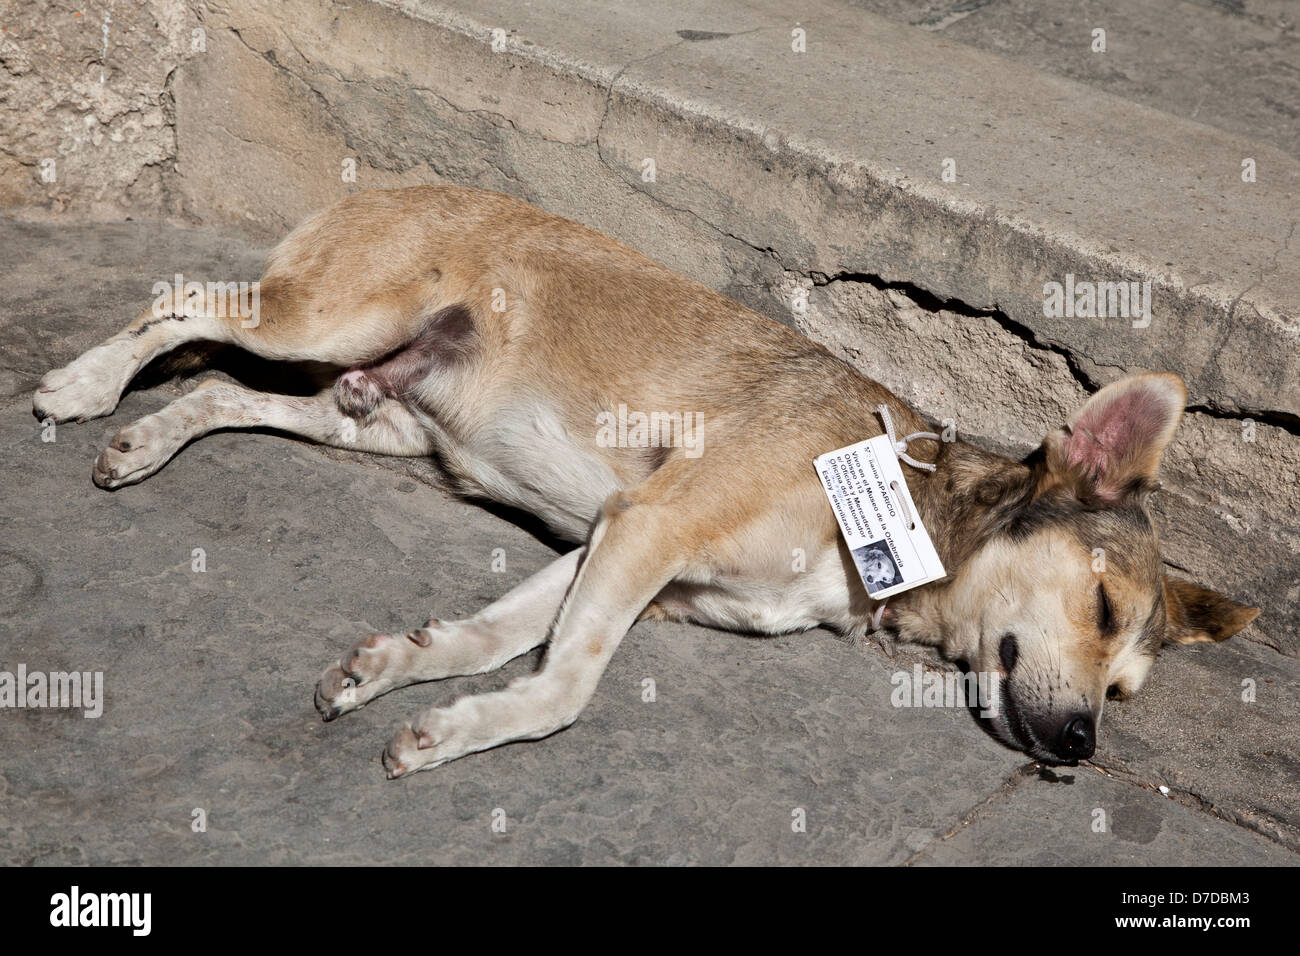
left=314, top=624, right=442, bottom=720
left=315, top=632, right=399, bottom=720
left=33, top=346, right=131, bottom=424
left=382, top=708, right=460, bottom=778
left=334, top=369, right=385, bottom=419
left=91, top=416, right=185, bottom=489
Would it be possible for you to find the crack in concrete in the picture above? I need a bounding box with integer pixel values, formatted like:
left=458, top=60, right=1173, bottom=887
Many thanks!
left=811, top=270, right=1300, bottom=436
left=1228, top=220, right=1297, bottom=327
left=593, top=36, right=696, bottom=170
left=226, top=26, right=549, bottom=193
left=813, top=267, right=1104, bottom=394
left=900, top=762, right=1039, bottom=865
left=1214, top=219, right=1299, bottom=398
left=900, top=752, right=1300, bottom=862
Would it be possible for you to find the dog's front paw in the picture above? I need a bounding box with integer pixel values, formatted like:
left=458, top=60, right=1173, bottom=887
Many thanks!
left=314, top=624, right=444, bottom=720
left=383, top=708, right=461, bottom=778
left=33, top=347, right=130, bottom=424
left=315, top=632, right=402, bottom=720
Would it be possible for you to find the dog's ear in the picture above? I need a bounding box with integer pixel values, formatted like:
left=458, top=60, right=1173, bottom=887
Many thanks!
left=1041, top=372, right=1186, bottom=504
left=1162, top=575, right=1259, bottom=645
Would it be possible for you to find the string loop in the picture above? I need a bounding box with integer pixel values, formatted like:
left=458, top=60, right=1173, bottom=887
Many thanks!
left=876, top=404, right=940, bottom=472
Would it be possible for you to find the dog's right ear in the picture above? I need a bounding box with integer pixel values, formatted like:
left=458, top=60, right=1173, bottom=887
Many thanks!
left=1039, top=372, right=1186, bottom=505
left=1162, top=575, right=1260, bottom=645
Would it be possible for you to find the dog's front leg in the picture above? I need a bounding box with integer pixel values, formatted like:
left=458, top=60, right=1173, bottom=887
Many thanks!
left=383, top=491, right=690, bottom=777
left=315, top=547, right=585, bottom=719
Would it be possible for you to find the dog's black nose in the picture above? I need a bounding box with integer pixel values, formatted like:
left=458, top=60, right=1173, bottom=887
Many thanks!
left=1058, top=715, right=1095, bottom=760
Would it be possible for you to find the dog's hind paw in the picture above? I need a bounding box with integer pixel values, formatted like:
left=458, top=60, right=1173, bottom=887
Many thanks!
left=91, top=415, right=187, bottom=489
left=333, top=369, right=386, bottom=419
left=33, top=346, right=132, bottom=424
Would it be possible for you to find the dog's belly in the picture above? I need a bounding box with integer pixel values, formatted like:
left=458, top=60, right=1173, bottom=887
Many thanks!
left=654, top=546, right=870, bottom=636
left=422, top=400, right=620, bottom=541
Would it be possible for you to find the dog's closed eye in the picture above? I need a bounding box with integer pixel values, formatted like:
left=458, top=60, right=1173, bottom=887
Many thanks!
left=1097, top=584, right=1117, bottom=636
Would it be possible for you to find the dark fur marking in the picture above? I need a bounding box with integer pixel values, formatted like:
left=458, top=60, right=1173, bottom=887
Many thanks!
left=129, top=313, right=184, bottom=337
left=1138, top=590, right=1166, bottom=654
left=366, top=303, right=477, bottom=399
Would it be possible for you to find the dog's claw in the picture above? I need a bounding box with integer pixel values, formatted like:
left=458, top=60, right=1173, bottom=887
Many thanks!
left=313, top=686, right=341, bottom=722
left=406, top=627, right=433, bottom=647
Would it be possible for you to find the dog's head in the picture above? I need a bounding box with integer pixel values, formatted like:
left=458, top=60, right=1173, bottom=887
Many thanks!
left=895, top=372, right=1259, bottom=764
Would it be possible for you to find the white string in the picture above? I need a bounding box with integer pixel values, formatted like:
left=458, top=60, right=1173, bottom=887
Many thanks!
left=870, top=600, right=893, bottom=657
left=876, top=403, right=940, bottom=472
left=889, top=480, right=915, bottom=530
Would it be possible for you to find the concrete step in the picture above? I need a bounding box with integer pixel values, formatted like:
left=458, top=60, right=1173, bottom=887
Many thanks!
left=849, top=0, right=1300, bottom=161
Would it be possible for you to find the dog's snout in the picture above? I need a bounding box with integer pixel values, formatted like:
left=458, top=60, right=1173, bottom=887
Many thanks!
left=998, top=634, right=1018, bottom=673
left=1057, top=714, right=1095, bottom=760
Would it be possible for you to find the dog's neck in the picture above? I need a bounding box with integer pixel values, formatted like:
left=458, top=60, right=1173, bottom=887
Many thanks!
left=883, top=433, right=1036, bottom=637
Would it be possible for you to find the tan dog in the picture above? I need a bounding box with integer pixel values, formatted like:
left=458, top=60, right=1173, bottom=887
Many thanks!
left=33, top=186, right=1259, bottom=776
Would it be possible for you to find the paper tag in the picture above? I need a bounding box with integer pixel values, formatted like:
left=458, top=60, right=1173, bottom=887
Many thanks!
left=813, top=435, right=946, bottom=600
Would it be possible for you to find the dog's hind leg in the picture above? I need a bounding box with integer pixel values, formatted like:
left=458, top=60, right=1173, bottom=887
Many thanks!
left=33, top=304, right=242, bottom=425
left=91, top=376, right=433, bottom=489
left=314, top=547, right=584, bottom=720
left=33, top=257, right=446, bottom=426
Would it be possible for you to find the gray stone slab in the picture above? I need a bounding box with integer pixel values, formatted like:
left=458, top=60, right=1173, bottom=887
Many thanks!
left=0, top=214, right=264, bottom=404
left=1096, top=637, right=1300, bottom=849
left=911, top=768, right=1297, bottom=866
left=848, top=0, right=1300, bottom=161
left=0, top=389, right=1028, bottom=865
left=2, top=219, right=1294, bottom=865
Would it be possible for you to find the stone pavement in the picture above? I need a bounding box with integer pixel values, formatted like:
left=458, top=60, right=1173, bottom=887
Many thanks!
left=0, top=218, right=1295, bottom=864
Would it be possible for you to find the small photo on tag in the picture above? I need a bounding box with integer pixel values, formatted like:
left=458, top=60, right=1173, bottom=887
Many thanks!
left=851, top=540, right=904, bottom=595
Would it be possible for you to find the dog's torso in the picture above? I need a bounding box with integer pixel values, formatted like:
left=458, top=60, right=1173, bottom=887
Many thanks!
left=287, top=186, right=926, bottom=637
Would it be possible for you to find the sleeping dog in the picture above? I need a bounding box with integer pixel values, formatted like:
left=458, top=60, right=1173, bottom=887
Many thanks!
left=33, top=186, right=1259, bottom=776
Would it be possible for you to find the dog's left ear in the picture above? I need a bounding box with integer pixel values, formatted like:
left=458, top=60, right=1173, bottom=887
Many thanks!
left=1042, top=372, right=1186, bottom=504
left=1163, top=575, right=1260, bottom=644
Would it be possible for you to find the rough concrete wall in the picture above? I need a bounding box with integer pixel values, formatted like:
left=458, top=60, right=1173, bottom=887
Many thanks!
left=168, top=0, right=612, bottom=239
left=0, top=0, right=197, bottom=217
